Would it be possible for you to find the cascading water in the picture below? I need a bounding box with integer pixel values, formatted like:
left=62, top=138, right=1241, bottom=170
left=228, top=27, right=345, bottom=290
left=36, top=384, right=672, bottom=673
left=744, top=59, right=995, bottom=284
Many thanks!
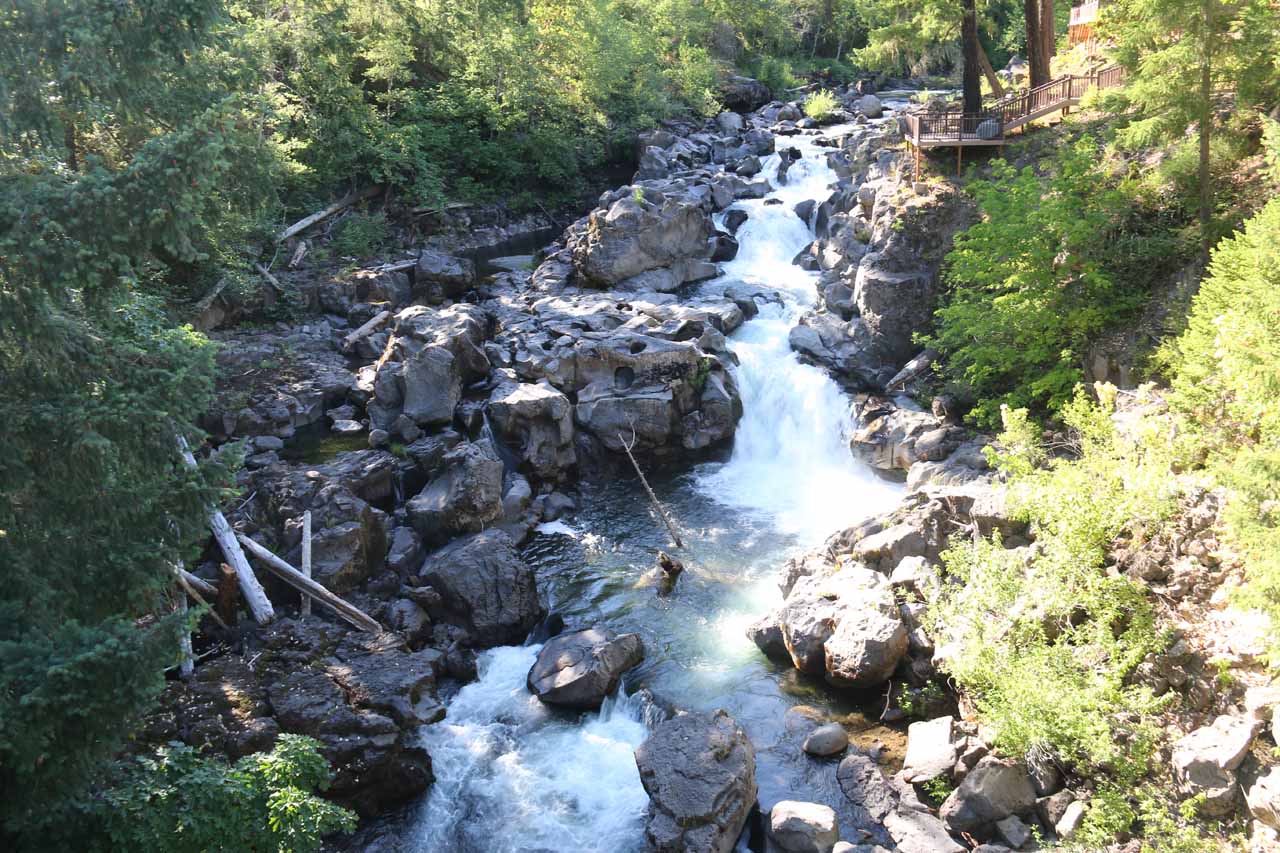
left=410, top=122, right=906, bottom=853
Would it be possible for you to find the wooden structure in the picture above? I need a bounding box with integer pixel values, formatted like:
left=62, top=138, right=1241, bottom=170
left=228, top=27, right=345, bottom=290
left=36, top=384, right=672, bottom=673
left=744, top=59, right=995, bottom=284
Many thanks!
left=1069, top=0, right=1101, bottom=48
left=904, top=64, right=1126, bottom=179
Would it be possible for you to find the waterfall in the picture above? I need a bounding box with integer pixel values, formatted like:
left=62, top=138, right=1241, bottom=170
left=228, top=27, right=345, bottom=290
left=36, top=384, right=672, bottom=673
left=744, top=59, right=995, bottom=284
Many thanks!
left=408, top=123, right=905, bottom=853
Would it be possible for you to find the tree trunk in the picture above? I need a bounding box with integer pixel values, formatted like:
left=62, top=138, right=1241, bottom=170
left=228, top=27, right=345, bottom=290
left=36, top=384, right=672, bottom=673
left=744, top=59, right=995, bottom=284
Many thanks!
left=1025, top=0, right=1049, bottom=87
left=1040, top=0, right=1056, bottom=72
left=962, top=0, right=982, bottom=114
left=235, top=534, right=383, bottom=633
left=1199, top=0, right=1214, bottom=261
left=978, top=40, right=1005, bottom=98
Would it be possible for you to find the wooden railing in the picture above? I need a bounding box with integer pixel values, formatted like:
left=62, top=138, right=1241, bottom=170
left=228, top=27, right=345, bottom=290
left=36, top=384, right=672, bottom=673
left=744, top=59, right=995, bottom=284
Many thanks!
left=904, top=111, right=1004, bottom=144
left=906, top=65, right=1126, bottom=150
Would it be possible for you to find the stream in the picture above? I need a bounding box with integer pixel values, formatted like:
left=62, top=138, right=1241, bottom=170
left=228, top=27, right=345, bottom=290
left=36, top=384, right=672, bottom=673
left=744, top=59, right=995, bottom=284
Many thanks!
left=410, top=118, right=908, bottom=853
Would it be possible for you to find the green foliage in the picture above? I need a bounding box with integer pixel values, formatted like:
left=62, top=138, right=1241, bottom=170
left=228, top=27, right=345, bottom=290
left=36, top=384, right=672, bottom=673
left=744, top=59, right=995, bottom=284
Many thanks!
left=802, top=89, right=840, bottom=121
left=67, top=735, right=355, bottom=852
left=751, top=56, right=799, bottom=96
left=1165, top=198, right=1280, bottom=660
left=927, top=139, right=1138, bottom=426
left=330, top=212, right=391, bottom=259
left=929, top=393, right=1175, bottom=775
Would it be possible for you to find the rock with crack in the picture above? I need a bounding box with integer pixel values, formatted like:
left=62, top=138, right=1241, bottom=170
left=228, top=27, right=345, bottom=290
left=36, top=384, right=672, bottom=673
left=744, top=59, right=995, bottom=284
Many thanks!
left=634, top=709, right=757, bottom=853
left=527, top=628, right=645, bottom=709
left=407, top=442, right=504, bottom=546
left=570, top=191, right=714, bottom=290
left=939, top=756, right=1037, bottom=835
left=418, top=529, right=543, bottom=648
left=488, top=375, right=576, bottom=482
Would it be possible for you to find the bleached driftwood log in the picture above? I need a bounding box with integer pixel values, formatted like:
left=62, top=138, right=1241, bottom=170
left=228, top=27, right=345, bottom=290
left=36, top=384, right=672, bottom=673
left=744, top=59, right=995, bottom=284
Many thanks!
left=276, top=186, right=379, bottom=243
left=235, top=534, right=382, bottom=633
left=340, top=310, right=391, bottom=353
left=178, top=437, right=275, bottom=625
left=300, top=510, right=312, bottom=617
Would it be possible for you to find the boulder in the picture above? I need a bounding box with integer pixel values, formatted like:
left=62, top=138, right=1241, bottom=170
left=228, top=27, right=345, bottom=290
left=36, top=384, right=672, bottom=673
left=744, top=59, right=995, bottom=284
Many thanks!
left=716, top=111, right=746, bottom=134
left=769, top=801, right=839, bottom=853
left=526, top=628, right=645, bottom=709
left=418, top=529, right=543, bottom=647
left=858, top=95, right=883, bottom=118
left=824, top=608, right=909, bottom=688
left=939, top=756, right=1036, bottom=834
left=720, top=76, right=772, bottom=112
left=634, top=709, right=757, bottom=853
left=1249, top=767, right=1280, bottom=830
left=415, top=249, right=476, bottom=302
left=901, top=716, right=957, bottom=784
left=803, top=723, right=850, bottom=757
left=883, top=808, right=964, bottom=853
left=1172, top=714, right=1262, bottom=816
left=488, top=377, right=576, bottom=482
left=406, top=442, right=504, bottom=545
left=573, top=194, right=713, bottom=288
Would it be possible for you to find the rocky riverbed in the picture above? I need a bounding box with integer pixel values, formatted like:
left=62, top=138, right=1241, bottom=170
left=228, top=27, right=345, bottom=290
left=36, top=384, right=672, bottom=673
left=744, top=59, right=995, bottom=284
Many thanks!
left=149, top=78, right=1280, bottom=853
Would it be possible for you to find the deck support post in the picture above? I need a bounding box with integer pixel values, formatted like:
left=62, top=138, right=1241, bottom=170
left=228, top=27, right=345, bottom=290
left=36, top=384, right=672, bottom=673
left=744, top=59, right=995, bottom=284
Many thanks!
left=957, top=146, right=963, bottom=177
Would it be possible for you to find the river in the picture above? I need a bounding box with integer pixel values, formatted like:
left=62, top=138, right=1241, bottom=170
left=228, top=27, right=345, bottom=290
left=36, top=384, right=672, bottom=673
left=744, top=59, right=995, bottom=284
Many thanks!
left=411, top=117, right=907, bottom=853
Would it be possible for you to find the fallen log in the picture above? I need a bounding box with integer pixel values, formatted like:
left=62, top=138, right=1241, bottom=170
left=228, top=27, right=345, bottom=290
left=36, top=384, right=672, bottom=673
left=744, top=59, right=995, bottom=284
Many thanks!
left=254, top=262, right=285, bottom=293
left=235, top=533, right=382, bottom=633
left=369, top=258, right=416, bottom=274
left=300, top=510, right=313, bottom=617
left=179, top=568, right=218, bottom=600
left=288, top=240, right=308, bottom=269
left=276, top=186, right=379, bottom=243
left=178, top=437, right=275, bottom=625
left=174, top=564, right=230, bottom=631
left=341, top=309, right=391, bottom=353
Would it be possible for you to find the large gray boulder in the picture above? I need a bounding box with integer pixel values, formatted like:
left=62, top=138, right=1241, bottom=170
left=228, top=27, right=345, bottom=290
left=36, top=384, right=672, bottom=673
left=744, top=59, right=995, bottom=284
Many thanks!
left=771, top=565, right=907, bottom=688
left=488, top=377, right=576, bottom=482
left=415, top=249, right=476, bottom=302
left=719, top=76, right=771, bottom=112
left=939, top=756, right=1037, bottom=834
left=406, top=442, right=503, bottom=545
left=1172, top=714, right=1261, bottom=816
left=418, top=529, right=543, bottom=647
left=572, top=192, right=713, bottom=289
left=527, top=628, right=644, bottom=709
left=769, top=801, right=839, bottom=853
left=634, top=709, right=757, bottom=853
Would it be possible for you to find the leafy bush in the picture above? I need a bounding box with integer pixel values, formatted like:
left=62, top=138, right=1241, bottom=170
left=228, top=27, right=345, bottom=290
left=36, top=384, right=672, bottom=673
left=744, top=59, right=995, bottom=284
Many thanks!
left=330, top=212, right=390, bottom=258
left=752, top=55, right=798, bottom=96
left=64, top=735, right=355, bottom=852
left=928, top=139, right=1140, bottom=426
left=930, top=392, right=1175, bottom=774
left=1165, top=197, right=1280, bottom=659
left=802, top=89, right=840, bottom=121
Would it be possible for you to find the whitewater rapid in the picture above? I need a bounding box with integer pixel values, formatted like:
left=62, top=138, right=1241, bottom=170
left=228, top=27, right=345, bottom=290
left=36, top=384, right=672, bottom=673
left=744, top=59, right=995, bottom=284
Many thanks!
left=411, top=124, right=903, bottom=853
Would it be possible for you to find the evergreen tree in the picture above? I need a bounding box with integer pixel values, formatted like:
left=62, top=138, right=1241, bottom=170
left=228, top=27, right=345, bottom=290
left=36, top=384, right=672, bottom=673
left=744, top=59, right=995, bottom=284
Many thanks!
left=0, top=1, right=253, bottom=841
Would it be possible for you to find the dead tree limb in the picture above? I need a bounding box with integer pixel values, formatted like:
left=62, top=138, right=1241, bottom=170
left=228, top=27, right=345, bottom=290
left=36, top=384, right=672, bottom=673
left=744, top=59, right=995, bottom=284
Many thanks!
left=179, top=568, right=218, bottom=600
left=254, top=262, right=285, bottom=293
left=178, top=595, right=195, bottom=678
left=276, top=186, right=379, bottom=243
left=235, top=534, right=382, bottom=633
left=300, top=510, right=313, bottom=617
left=174, top=565, right=230, bottom=631
left=288, top=240, right=309, bottom=269
left=618, top=427, right=683, bottom=549
left=341, top=310, right=391, bottom=353
left=178, top=437, right=275, bottom=625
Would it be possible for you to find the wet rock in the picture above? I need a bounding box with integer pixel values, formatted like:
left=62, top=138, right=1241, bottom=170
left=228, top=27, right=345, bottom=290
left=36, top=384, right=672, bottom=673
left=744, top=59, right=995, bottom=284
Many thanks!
left=527, top=628, right=644, bottom=709
left=724, top=209, right=750, bottom=235
left=803, top=723, right=850, bottom=757
left=901, top=716, right=957, bottom=784
left=407, top=442, right=504, bottom=545
left=850, top=402, right=964, bottom=473
left=634, top=709, right=757, bottom=853
left=418, top=529, right=543, bottom=647
left=1173, top=714, right=1261, bottom=816
left=939, top=756, right=1036, bottom=835
left=488, top=376, right=576, bottom=482
left=710, top=232, right=740, bottom=262
left=769, top=801, right=839, bottom=853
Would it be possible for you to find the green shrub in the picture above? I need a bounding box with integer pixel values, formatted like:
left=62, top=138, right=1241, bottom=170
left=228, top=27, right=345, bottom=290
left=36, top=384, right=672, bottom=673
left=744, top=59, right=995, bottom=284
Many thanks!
left=1165, top=197, right=1280, bottom=660
left=329, top=211, right=390, bottom=258
left=930, top=392, right=1175, bottom=774
left=67, top=735, right=356, bottom=852
left=802, top=89, right=839, bottom=121
left=753, top=56, right=798, bottom=96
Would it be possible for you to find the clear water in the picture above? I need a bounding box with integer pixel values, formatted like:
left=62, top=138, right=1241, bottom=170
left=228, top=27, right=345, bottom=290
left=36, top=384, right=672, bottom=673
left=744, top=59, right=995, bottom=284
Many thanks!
left=411, top=124, right=906, bottom=853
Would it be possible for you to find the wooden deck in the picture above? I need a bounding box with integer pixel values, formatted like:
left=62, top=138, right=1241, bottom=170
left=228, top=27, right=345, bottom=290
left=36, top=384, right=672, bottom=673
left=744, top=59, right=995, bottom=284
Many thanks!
left=904, top=64, right=1126, bottom=176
